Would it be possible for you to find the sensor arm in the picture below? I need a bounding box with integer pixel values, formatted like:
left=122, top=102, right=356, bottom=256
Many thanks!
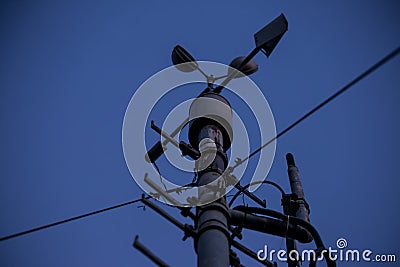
left=149, top=120, right=200, bottom=160
left=214, top=47, right=260, bottom=94
left=214, top=13, right=288, bottom=94
left=145, top=117, right=189, bottom=162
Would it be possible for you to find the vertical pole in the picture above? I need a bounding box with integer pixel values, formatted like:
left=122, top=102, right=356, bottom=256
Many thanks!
left=190, top=93, right=232, bottom=267
left=285, top=153, right=310, bottom=267
left=286, top=153, right=309, bottom=222
left=196, top=125, right=230, bottom=267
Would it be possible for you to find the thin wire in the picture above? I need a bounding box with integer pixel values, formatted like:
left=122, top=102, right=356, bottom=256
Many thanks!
left=1, top=46, right=398, bottom=244
left=231, top=46, right=400, bottom=171
left=0, top=197, right=148, bottom=242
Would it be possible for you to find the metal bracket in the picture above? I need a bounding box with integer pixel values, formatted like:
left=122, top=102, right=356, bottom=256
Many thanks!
left=282, top=193, right=310, bottom=216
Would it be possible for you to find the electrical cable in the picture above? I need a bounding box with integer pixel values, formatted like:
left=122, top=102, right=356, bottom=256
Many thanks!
left=230, top=46, right=400, bottom=171
left=0, top=197, right=148, bottom=242
left=233, top=205, right=336, bottom=267
left=1, top=46, right=398, bottom=244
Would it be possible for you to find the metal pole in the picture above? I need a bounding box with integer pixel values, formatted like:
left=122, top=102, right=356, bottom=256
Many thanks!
left=285, top=153, right=310, bottom=267
left=286, top=153, right=309, bottom=222
left=190, top=93, right=232, bottom=267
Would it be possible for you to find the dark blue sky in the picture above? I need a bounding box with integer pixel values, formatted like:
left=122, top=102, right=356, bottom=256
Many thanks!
left=1, top=1, right=399, bottom=266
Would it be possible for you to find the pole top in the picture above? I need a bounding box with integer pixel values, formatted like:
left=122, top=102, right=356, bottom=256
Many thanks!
left=286, top=153, right=296, bottom=167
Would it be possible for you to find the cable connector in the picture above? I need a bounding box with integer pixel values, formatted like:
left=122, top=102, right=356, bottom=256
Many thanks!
left=182, top=224, right=196, bottom=241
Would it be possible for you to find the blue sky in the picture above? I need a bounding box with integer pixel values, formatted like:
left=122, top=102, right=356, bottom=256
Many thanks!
left=1, top=1, right=399, bottom=266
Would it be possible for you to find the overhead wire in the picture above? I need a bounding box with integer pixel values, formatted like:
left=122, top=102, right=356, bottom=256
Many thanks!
left=230, top=46, right=400, bottom=171
left=0, top=46, right=398, bottom=243
left=0, top=197, right=148, bottom=242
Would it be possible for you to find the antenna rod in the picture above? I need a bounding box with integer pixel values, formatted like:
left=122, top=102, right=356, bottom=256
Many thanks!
left=286, top=153, right=310, bottom=222
left=284, top=153, right=310, bottom=267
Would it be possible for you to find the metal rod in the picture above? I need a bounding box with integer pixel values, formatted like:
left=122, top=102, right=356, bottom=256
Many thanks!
left=196, top=65, right=210, bottom=80
left=151, top=120, right=180, bottom=148
left=234, top=183, right=267, bottom=208
left=214, top=47, right=260, bottom=94
left=141, top=196, right=186, bottom=232
left=133, top=235, right=170, bottom=267
left=144, top=174, right=182, bottom=206
left=286, top=153, right=309, bottom=222
left=284, top=153, right=304, bottom=266
left=150, top=184, right=193, bottom=200
left=163, top=117, right=188, bottom=145
left=285, top=234, right=299, bottom=267
left=145, top=117, right=189, bottom=162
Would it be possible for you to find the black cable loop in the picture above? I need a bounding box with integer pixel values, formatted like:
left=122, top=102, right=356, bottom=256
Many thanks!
left=229, top=180, right=286, bottom=207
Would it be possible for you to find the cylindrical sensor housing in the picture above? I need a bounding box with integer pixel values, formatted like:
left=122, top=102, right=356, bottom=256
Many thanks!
left=188, top=92, right=233, bottom=151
